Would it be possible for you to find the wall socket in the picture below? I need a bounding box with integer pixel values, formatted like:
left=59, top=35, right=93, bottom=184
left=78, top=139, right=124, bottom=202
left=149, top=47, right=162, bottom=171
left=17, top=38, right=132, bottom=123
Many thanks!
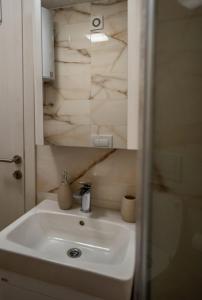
left=92, top=135, right=113, bottom=148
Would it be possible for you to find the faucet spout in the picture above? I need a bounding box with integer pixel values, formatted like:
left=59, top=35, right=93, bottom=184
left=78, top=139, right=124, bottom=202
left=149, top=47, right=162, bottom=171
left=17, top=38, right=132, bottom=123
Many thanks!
left=77, top=182, right=92, bottom=213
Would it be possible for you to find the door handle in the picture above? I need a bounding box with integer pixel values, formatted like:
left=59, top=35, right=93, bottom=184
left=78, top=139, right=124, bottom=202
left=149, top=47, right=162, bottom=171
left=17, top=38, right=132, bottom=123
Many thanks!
left=0, top=155, right=22, bottom=165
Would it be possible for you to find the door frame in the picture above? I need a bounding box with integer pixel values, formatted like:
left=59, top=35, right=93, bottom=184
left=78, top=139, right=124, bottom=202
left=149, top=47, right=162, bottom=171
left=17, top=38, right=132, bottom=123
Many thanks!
left=22, top=0, right=37, bottom=211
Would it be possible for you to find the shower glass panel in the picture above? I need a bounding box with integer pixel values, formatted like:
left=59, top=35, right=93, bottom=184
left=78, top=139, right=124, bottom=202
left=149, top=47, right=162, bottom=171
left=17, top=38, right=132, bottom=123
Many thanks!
left=145, top=0, right=202, bottom=299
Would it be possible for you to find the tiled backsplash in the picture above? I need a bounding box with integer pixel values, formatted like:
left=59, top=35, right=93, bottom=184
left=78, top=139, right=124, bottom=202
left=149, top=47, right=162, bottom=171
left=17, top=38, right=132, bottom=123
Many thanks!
left=37, top=145, right=137, bottom=210
left=44, top=0, right=128, bottom=148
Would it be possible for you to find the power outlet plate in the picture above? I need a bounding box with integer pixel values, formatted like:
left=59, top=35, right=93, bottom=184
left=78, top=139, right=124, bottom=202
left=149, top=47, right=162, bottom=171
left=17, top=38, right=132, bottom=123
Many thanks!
left=92, top=135, right=113, bottom=148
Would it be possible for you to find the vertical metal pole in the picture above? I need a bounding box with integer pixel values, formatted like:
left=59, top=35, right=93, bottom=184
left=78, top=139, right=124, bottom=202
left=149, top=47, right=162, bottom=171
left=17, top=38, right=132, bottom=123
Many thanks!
left=134, top=0, right=156, bottom=299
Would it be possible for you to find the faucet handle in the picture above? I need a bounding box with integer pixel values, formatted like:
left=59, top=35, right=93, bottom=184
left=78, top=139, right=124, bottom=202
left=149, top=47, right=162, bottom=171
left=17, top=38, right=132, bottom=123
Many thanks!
left=79, top=181, right=91, bottom=188
left=79, top=182, right=92, bottom=194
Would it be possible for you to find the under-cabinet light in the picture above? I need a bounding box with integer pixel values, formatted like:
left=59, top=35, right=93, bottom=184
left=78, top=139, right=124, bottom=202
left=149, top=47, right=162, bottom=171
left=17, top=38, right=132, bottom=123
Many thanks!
left=86, top=33, right=109, bottom=43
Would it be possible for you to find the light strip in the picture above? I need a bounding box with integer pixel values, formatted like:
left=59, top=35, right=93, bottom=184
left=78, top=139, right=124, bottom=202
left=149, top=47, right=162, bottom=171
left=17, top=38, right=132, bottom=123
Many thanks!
left=86, top=33, right=109, bottom=43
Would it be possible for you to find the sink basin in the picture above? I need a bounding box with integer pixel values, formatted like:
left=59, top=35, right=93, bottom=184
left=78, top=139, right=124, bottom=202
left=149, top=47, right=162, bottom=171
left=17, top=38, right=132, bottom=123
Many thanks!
left=0, top=200, right=135, bottom=300
left=7, top=212, right=130, bottom=267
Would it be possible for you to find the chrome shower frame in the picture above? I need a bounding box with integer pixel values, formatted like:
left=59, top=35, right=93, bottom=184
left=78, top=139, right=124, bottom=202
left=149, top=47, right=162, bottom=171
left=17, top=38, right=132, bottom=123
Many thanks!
left=133, top=0, right=156, bottom=299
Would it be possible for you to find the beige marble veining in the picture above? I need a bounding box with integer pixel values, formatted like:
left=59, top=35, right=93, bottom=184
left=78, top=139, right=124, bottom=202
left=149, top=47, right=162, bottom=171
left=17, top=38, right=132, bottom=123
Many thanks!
left=44, top=0, right=128, bottom=149
left=54, top=3, right=91, bottom=25
left=44, top=122, right=92, bottom=147
left=91, top=1, right=126, bottom=8
left=39, top=1, right=135, bottom=211
left=91, top=99, right=127, bottom=125
left=91, top=74, right=127, bottom=100
left=37, top=145, right=136, bottom=210
left=55, top=47, right=91, bottom=64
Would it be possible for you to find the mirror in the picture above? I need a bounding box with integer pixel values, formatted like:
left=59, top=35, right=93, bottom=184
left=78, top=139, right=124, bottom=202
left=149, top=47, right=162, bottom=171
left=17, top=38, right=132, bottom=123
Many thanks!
left=36, top=0, right=140, bottom=149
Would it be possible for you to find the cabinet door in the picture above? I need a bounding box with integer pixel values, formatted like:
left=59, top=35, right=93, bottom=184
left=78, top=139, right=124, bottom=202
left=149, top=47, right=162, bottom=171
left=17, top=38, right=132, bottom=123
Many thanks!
left=0, top=283, right=55, bottom=300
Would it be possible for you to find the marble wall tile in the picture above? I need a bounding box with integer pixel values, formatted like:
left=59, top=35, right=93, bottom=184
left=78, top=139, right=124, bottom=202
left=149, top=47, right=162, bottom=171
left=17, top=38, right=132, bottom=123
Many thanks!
left=75, top=146, right=137, bottom=184
left=37, top=145, right=137, bottom=210
left=44, top=121, right=92, bottom=147
left=52, top=3, right=92, bottom=108
left=91, top=39, right=126, bottom=76
left=55, top=23, right=91, bottom=50
left=55, top=48, right=91, bottom=64
left=55, top=62, right=91, bottom=76
left=91, top=0, right=128, bottom=101
left=53, top=74, right=91, bottom=100
left=57, top=100, right=90, bottom=117
left=91, top=99, right=127, bottom=126
left=37, top=145, right=109, bottom=192
left=44, top=0, right=128, bottom=149
left=54, top=3, right=91, bottom=25
left=91, top=74, right=127, bottom=100
left=39, top=1, right=135, bottom=211
left=44, top=91, right=91, bottom=125
left=91, top=1, right=127, bottom=18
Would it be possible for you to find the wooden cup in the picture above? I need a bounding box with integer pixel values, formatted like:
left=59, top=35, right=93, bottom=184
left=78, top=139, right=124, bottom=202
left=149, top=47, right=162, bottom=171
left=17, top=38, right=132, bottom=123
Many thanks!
left=121, top=195, right=136, bottom=223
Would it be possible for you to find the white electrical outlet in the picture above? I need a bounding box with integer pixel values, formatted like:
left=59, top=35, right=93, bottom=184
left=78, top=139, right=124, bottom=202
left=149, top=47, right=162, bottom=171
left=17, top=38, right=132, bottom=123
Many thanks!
left=92, top=135, right=113, bottom=148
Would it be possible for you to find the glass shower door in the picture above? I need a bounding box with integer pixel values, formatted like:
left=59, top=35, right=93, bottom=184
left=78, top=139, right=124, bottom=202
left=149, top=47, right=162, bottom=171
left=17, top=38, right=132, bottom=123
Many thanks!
left=136, top=0, right=202, bottom=299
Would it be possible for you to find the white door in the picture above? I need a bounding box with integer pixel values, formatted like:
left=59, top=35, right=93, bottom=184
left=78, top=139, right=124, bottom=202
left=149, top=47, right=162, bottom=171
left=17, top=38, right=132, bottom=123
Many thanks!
left=0, top=0, right=24, bottom=230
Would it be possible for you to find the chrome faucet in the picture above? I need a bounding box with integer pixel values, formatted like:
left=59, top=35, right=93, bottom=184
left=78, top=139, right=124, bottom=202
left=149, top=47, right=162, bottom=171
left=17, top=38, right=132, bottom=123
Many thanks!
left=74, top=182, right=92, bottom=213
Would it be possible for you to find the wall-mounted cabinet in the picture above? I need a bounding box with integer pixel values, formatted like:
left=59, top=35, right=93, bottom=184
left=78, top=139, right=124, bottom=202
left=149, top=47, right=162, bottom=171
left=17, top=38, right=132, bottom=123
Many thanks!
left=33, top=0, right=144, bottom=150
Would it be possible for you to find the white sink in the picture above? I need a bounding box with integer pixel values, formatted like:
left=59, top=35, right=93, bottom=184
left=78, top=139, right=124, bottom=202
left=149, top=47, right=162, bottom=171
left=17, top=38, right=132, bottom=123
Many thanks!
left=0, top=200, right=135, bottom=300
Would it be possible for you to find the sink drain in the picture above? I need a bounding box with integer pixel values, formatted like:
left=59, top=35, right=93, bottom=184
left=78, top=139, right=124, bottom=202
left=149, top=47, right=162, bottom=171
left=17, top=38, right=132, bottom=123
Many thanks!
left=67, top=248, right=82, bottom=258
